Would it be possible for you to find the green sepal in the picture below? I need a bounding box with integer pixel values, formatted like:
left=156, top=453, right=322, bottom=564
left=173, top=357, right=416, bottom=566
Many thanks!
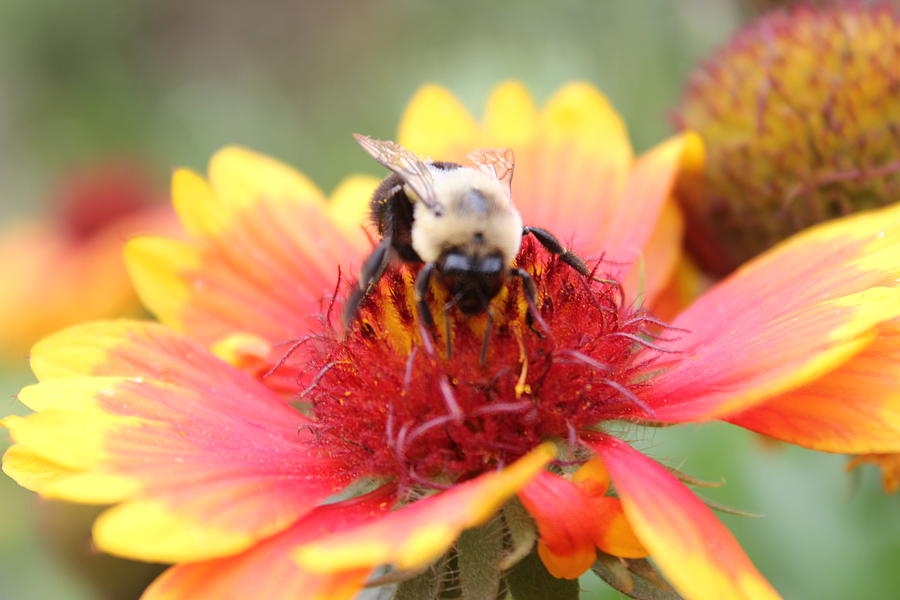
left=391, top=564, right=444, bottom=600
left=592, top=553, right=683, bottom=600
left=457, top=519, right=505, bottom=599
left=498, top=498, right=537, bottom=570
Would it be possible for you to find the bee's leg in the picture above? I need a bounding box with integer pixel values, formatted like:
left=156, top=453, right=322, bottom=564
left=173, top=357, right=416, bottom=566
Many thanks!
left=479, top=307, right=495, bottom=365
left=442, top=300, right=454, bottom=359
left=414, top=262, right=438, bottom=353
left=441, top=290, right=468, bottom=359
left=342, top=237, right=392, bottom=331
left=509, top=267, right=548, bottom=336
left=522, top=226, right=591, bottom=277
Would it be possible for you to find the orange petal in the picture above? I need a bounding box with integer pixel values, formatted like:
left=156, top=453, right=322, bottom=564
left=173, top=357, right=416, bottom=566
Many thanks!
left=643, top=202, right=900, bottom=421
left=6, top=321, right=349, bottom=563
left=588, top=435, right=781, bottom=600
left=727, top=319, right=900, bottom=453
left=293, top=443, right=555, bottom=573
left=571, top=456, right=611, bottom=497
left=518, top=471, right=601, bottom=579
left=518, top=470, right=647, bottom=580
left=590, top=496, right=648, bottom=559
left=536, top=540, right=598, bottom=582
left=128, top=156, right=369, bottom=351
left=142, top=488, right=395, bottom=600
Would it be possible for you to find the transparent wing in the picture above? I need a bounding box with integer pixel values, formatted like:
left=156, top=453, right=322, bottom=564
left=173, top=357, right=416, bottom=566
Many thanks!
left=467, top=147, right=515, bottom=194
left=353, top=134, right=441, bottom=212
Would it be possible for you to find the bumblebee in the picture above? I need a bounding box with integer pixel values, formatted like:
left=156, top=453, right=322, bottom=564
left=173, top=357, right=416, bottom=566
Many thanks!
left=343, top=135, right=592, bottom=349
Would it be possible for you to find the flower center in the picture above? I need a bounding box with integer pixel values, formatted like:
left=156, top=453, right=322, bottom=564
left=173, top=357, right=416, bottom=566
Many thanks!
left=300, top=239, right=665, bottom=487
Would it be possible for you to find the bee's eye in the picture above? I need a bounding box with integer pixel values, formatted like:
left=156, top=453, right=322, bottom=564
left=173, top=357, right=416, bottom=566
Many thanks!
left=442, top=253, right=470, bottom=273
left=478, top=255, right=503, bottom=274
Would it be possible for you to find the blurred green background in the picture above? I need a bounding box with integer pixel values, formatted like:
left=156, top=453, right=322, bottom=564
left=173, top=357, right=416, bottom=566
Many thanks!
left=1, top=1, right=898, bottom=599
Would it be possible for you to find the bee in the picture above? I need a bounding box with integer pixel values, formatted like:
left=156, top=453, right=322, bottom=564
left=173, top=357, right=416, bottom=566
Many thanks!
left=343, top=134, right=593, bottom=355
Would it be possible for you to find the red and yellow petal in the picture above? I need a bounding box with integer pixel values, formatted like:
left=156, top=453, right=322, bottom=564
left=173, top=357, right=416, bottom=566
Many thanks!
left=483, top=81, right=540, bottom=150
left=142, top=487, right=395, bottom=600
left=397, top=84, right=482, bottom=160
left=327, top=175, right=381, bottom=238
left=601, top=135, right=694, bottom=302
left=128, top=148, right=371, bottom=351
left=511, top=83, right=633, bottom=256
left=123, top=238, right=203, bottom=333
left=727, top=319, right=900, bottom=453
left=588, top=436, right=781, bottom=600
left=204, top=146, right=326, bottom=231
left=1, top=442, right=139, bottom=504
left=650, top=255, right=709, bottom=323
left=3, top=321, right=350, bottom=563
left=394, top=82, right=689, bottom=307
left=293, top=443, right=555, bottom=574
left=643, top=203, right=900, bottom=422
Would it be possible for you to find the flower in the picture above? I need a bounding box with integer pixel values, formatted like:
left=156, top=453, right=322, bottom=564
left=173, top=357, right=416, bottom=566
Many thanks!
left=3, top=81, right=899, bottom=600
left=674, top=1, right=900, bottom=275
left=0, top=161, right=176, bottom=360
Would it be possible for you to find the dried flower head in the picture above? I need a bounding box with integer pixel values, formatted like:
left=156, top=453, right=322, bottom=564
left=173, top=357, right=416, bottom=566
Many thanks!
left=675, top=1, right=900, bottom=274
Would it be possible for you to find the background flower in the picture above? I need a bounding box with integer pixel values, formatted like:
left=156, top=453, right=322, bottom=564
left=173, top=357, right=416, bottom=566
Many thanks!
left=674, top=1, right=900, bottom=275
left=0, top=161, right=176, bottom=361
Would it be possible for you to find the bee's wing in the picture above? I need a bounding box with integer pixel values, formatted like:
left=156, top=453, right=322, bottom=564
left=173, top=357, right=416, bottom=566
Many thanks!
left=353, top=134, right=442, bottom=213
left=467, top=148, right=515, bottom=195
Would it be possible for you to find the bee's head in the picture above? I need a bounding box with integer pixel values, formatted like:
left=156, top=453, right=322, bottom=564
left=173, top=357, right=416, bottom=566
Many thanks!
left=435, top=246, right=506, bottom=314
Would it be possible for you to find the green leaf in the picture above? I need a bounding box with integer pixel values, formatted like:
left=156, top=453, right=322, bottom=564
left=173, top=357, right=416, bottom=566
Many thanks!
left=457, top=519, right=505, bottom=599
left=505, top=547, right=580, bottom=600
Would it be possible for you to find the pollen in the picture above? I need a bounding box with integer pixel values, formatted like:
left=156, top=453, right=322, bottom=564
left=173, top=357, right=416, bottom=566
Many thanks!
left=295, top=239, right=669, bottom=487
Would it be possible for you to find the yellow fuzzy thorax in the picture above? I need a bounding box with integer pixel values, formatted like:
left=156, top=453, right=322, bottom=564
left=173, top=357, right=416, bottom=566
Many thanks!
left=410, top=166, right=522, bottom=265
